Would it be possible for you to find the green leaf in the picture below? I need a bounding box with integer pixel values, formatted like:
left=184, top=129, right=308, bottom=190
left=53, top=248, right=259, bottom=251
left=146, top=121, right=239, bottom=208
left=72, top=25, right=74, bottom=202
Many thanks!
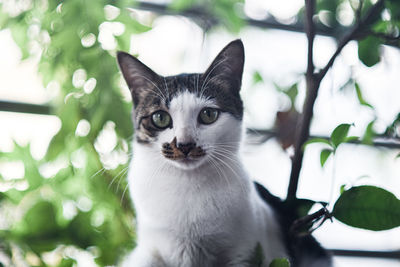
left=340, top=184, right=346, bottom=194
left=269, top=258, right=290, bottom=267
left=213, top=0, right=245, bottom=32
left=295, top=199, right=316, bottom=218
left=303, top=137, right=332, bottom=148
left=331, top=123, right=352, bottom=148
left=344, top=136, right=359, bottom=142
left=170, top=0, right=196, bottom=10
left=333, top=186, right=400, bottom=231
left=355, top=83, right=373, bottom=109
left=386, top=0, right=400, bottom=19
left=358, top=36, right=381, bottom=67
left=252, top=71, right=263, bottom=84
left=320, top=148, right=333, bottom=167
left=247, top=243, right=265, bottom=266
left=362, top=120, right=376, bottom=145
left=18, top=201, right=59, bottom=239
left=274, top=83, right=299, bottom=105
left=384, top=112, right=400, bottom=137
left=285, top=84, right=298, bottom=104
left=396, top=152, right=400, bottom=159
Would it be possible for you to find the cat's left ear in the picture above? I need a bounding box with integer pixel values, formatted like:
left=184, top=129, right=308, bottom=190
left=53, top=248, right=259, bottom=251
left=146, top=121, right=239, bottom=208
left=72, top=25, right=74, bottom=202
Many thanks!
left=203, top=39, right=244, bottom=92
left=117, top=51, right=162, bottom=105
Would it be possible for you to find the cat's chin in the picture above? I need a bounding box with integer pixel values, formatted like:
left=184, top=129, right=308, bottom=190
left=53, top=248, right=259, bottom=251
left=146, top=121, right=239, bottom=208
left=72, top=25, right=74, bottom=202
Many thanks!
left=166, top=157, right=206, bottom=170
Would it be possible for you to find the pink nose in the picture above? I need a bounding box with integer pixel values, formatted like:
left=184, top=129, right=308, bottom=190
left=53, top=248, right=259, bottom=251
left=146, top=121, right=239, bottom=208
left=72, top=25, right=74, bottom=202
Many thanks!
left=177, top=142, right=196, bottom=156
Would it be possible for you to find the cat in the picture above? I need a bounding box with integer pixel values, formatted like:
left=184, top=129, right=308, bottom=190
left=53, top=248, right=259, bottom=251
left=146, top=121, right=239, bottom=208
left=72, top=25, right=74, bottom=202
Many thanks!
left=117, top=39, right=332, bottom=267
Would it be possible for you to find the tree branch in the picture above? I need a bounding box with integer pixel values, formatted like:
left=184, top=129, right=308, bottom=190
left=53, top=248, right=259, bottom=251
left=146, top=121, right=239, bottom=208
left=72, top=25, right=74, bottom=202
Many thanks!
left=287, top=0, right=319, bottom=201
left=286, top=0, right=385, bottom=201
left=305, top=0, right=316, bottom=76
left=317, top=0, right=385, bottom=81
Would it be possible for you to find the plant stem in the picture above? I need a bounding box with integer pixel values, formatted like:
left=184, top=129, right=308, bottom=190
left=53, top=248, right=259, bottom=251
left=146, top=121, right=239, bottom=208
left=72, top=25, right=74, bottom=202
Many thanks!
left=286, top=0, right=385, bottom=201
left=287, top=0, right=318, bottom=201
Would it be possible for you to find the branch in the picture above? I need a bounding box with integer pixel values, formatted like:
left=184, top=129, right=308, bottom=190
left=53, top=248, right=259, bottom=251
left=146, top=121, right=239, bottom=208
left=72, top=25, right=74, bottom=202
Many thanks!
left=305, top=0, right=316, bottom=76
left=355, top=0, right=364, bottom=23
left=287, top=0, right=319, bottom=201
left=246, top=129, right=400, bottom=149
left=286, top=0, right=385, bottom=201
left=290, top=207, right=332, bottom=236
left=371, top=31, right=400, bottom=46
left=317, top=0, right=385, bottom=81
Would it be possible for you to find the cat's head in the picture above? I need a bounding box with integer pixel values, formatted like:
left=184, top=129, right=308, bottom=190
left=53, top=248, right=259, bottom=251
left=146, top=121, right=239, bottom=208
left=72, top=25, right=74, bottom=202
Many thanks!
left=117, top=40, right=244, bottom=170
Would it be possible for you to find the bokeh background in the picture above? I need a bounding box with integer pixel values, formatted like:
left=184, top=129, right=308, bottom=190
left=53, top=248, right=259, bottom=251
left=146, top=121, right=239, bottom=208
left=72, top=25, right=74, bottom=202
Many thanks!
left=0, top=0, right=399, bottom=266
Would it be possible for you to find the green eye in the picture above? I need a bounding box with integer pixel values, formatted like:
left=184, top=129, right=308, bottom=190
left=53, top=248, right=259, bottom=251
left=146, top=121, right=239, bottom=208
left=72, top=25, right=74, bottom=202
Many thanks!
left=198, top=108, right=219, bottom=125
left=151, top=110, right=172, bottom=129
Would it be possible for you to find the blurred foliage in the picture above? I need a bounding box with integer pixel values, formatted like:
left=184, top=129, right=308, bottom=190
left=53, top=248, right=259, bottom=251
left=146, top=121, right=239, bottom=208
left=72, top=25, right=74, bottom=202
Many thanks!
left=0, top=0, right=400, bottom=266
left=269, top=258, right=290, bottom=267
left=170, top=0, right=245, bottom=32
left=0, top=0, right=150, bottom=265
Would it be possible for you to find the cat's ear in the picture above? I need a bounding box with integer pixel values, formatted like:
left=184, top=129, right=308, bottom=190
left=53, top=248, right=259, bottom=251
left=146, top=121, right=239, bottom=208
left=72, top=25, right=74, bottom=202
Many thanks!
left=203, top=39, right=244, bottom=92
left=117, top=51, right=161, bottom=105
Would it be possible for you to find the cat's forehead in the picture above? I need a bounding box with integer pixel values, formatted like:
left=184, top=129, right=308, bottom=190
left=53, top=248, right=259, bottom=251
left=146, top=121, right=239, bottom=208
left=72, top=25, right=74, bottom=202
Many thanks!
left=133, top=73, right=243, bottom=121
left=161, top=74, right=243, bottom=119
left=169, top=91, right=217, bottom=113
left=163, top=74, right=201, bottom=104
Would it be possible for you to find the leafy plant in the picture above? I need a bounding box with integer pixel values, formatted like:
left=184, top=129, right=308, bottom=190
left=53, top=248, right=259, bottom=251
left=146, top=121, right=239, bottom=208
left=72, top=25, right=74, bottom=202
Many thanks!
left=1, top=0, right=400, bottom=266
left=305, top=123, right=358, bottom=167
left=269, top=258, right=290, bottom=267
left=333, top=186, right=400, bottom=231
left=0, top=0, right=150, bottom=265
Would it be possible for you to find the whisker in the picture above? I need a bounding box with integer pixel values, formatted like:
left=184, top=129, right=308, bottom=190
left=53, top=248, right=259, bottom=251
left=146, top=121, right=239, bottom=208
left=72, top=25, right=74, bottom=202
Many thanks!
left=90, top=168, right=105, bottom=179
left=208, top=154, right=231, bottom=189
left=111, top=166, right=129, bottom=191
left=163, top=76, right=171, bottom=103
left=209, top=152, right=248, bottom=196
left=120, top=182, right=129, bottom=205
left=130, top=74, right=167, bottom=102
left=199, top=58, right=228, bottom=99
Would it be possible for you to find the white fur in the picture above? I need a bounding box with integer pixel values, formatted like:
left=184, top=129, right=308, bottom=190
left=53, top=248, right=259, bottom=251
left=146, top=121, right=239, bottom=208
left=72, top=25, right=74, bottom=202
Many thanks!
left=122, top=92, right=288, bottom=267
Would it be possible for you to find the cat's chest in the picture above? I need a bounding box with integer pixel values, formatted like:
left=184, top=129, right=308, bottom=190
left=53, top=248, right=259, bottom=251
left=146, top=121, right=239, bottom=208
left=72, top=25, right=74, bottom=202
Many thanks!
left=128, top=159, right=252, bottom=230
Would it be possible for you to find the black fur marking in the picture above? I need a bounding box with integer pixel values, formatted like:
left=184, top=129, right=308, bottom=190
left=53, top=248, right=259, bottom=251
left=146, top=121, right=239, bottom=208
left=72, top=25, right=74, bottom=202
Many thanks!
left=254, top=182, right=332, bottom=267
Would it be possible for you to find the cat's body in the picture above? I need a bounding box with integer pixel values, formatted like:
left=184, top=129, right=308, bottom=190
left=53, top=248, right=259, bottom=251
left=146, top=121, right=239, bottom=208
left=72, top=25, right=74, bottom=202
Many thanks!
left=125, top=141, right=286, bottom=266
left=117, top=40, right=331, bottom=267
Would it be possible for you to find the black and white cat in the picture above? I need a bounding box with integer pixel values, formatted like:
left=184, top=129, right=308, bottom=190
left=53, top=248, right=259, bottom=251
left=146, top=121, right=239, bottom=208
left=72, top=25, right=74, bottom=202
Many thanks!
left=117, top=40, right=331, bottom=267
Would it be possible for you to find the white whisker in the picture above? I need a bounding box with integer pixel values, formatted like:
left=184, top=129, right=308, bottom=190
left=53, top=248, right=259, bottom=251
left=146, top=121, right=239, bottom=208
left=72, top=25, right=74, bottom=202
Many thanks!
left=111, top=166, right=129, bottom=191
left=199, top=58, right=228, bottom=99
left=90, top=168, right=105, bottom=179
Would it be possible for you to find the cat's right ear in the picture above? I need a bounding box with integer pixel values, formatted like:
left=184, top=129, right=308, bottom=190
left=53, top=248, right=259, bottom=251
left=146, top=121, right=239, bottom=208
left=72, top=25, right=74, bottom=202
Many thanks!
left=117, top=52, right=161, bottom=105
left=202, top=39, right=245, bottom=93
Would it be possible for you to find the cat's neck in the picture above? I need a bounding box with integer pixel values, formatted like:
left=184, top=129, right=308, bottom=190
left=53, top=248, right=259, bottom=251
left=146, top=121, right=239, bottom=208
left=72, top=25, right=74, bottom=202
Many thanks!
left=129, top=141, right=251, bottom=198
left=128, top=141, right=253, bottom=230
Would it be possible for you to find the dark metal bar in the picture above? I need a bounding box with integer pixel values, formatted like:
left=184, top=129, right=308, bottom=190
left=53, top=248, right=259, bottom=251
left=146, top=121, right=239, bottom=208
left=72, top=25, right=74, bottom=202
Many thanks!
left=0, top=100, right=51, bottom=115
left=247, top=129, right=400, bottom=149
left=134, top=1, right=343, bottom=37
left=330, top=249, right=400, bottom=259
left=134, top=1, right=400, bottom=49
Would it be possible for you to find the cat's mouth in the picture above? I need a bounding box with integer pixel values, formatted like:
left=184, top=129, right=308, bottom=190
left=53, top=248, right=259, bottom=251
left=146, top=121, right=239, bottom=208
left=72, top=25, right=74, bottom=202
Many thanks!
left=161, top=137, right=206, bottom=164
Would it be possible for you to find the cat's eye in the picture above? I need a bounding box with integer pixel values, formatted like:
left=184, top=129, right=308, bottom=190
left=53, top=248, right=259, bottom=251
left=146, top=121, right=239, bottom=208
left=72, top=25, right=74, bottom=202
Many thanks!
left=198, top=108, right=219, bottom=125
left=151, top=110, right=172, bottom=129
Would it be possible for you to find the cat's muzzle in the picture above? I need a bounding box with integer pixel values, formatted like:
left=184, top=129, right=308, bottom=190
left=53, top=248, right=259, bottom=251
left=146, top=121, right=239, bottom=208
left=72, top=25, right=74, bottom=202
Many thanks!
left=162, top=137, right=205, bottom=161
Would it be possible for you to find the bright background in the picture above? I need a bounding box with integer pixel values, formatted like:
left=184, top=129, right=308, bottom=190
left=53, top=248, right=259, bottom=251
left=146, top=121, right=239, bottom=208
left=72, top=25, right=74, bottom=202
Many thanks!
left=1, top=0, right=399, bottom=266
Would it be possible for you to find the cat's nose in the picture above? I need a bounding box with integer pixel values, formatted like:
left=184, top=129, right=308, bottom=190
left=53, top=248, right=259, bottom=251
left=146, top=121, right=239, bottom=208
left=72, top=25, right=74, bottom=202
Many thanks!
left=177, top=142, right=196, bottom=156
